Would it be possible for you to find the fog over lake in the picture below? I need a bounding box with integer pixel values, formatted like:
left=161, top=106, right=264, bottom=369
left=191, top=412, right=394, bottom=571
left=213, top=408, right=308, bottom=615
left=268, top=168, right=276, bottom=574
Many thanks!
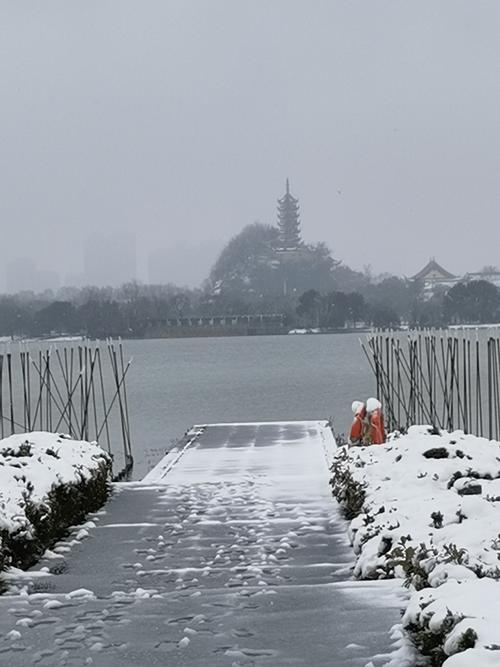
left=2, top=2, right=500, bottom=292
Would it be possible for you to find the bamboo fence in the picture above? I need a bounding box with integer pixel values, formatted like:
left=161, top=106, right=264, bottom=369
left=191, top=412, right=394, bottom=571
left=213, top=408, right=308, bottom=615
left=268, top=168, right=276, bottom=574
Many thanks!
left=362, top=329, right=500, bottom=440
left=0, top=339, right=133, bottom=479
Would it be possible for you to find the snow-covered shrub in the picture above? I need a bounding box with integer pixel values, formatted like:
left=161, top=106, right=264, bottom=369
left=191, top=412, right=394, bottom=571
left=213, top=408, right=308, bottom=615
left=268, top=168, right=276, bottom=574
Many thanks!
left=330, top=426, right=500, bottom=665
left=0, top=432, right=111, bottom=571
left=402, top=579, right=500, bottom=665
left=329, top=445, right=366, bottom=519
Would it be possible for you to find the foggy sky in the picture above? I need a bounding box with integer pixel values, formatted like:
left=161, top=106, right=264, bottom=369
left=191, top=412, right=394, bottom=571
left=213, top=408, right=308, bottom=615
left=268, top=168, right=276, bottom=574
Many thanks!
left=1, top=1, right=500, bottom=291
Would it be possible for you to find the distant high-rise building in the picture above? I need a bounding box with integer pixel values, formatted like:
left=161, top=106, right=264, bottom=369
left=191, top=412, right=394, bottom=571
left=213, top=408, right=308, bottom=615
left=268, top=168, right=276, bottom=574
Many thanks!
left=148, top=240, right=223, bottom=287
left=6, top=258, right=37, bottom=293
left=64, top=272, right=85, bottom=288
left=37, top=269, right=60, bottom=292
left=148, top=249, right=172, bottom=285
left=83, top=234, right=136, bottom=286
left=277, top=179, right=302, bottom=250
left=5, top=258, right=59, bottom=293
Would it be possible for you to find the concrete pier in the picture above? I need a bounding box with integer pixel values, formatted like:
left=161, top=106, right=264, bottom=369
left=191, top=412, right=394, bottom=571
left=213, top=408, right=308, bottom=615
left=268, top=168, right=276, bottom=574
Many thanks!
left=0, top=422, right=406, bottom=665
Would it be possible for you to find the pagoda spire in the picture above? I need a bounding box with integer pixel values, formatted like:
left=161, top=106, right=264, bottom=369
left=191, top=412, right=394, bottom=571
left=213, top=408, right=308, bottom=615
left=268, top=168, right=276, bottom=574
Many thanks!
left=277, top=179, right=302, bottom=250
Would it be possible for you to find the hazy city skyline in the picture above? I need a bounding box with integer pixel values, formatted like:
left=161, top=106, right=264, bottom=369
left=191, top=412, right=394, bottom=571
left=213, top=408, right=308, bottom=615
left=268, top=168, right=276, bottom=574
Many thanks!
left=2, top=2, right=500, bottom=293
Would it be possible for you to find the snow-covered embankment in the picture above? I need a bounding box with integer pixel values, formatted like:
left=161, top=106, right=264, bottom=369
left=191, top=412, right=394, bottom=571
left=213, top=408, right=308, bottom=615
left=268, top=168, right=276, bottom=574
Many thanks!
left=330, top=426, right=500, bottom=666
left=0, top=432, right=111, bottom=575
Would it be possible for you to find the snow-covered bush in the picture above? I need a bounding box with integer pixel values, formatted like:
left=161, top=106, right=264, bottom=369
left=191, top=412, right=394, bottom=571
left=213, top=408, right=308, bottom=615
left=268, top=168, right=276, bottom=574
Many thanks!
left=330, top=426, right=500, bottom=665
left=0, top=432, right=111, bottom=572
left=329, top=445, right=366, bottom=519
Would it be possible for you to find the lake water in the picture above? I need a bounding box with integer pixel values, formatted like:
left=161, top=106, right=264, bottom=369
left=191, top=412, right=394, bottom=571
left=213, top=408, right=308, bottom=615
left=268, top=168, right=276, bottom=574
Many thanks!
left=125, top=333, right=375, bottom=479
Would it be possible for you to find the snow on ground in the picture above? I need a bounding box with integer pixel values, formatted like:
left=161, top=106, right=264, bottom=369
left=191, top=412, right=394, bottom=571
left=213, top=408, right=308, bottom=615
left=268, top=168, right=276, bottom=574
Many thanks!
left=287, top=328, right=321, bottom=334
left=0, top=422, right=404, bottom=666
left=330, top=426, right=500, bottom=665
left=0, top=432, right=110, bottom=565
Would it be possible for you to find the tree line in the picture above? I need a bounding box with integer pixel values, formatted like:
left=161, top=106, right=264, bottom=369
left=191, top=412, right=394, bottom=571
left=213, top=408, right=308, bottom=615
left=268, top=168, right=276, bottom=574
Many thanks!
left=294, top=279, right=500, bottom=330
left=0, top=277, right=499, bottom=339
left=1, top=222, right=499, bottom=337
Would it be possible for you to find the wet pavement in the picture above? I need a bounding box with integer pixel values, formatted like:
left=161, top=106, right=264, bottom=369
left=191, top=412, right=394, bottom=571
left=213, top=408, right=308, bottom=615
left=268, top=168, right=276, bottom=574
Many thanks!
left=0, top=422, right=406, bottom=666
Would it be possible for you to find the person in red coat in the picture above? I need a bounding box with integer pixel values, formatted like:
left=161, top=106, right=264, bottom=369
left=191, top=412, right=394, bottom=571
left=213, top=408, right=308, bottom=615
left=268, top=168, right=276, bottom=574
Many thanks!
left=349, top=400, right=367, bottom=446
left=366, top=397, right=386, bottom=445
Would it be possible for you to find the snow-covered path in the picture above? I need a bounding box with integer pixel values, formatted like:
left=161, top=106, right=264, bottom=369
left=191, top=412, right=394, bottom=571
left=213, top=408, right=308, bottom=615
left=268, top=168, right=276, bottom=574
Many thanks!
left=0, top=422, right=405, bottom=665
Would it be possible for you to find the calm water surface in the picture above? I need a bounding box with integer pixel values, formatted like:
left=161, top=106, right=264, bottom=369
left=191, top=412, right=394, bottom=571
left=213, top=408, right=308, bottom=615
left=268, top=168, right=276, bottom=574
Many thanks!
left=125, top=333, right=375, bottom=479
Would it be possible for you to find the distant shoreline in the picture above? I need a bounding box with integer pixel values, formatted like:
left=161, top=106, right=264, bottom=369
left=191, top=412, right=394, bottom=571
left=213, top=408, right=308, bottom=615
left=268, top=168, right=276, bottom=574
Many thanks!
left=8, top=323, right=500, bottom=344
left=119, top=326, right=372, bottom=340
left=1, top=327, right=373, bottom=344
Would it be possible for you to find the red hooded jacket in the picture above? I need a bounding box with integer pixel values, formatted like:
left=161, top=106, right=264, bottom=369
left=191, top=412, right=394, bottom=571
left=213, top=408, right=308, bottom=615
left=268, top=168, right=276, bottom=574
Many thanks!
left=368, top=408, right=386, bottom=445
left=349, top=404, right=367, bottom=444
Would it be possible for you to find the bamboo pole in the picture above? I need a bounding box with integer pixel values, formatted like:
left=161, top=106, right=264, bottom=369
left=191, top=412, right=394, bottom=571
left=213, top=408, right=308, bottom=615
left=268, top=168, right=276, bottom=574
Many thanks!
left=119, top=340, right=133, bottom=458
left=97, top=347, right=111, bottom=454
left=7, top=352, right=14, bottom=435
left=0, top=354, right=3, bottom=438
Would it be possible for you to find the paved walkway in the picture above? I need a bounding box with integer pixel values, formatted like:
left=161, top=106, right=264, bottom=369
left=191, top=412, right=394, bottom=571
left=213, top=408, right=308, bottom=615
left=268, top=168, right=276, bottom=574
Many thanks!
left=0, top=422, right=406, bottom=666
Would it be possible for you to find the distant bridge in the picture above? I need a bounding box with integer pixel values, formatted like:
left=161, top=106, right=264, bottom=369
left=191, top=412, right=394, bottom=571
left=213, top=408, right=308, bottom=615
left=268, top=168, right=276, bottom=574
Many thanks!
left=146, top=313, right=286, bottom=335
left=164, top=313, right=284, bottom=327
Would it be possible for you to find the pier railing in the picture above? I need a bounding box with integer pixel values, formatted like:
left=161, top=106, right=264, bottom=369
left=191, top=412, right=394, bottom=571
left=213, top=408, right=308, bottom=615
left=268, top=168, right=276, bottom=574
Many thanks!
left=362, top=329, right=500, bottom=440
left=0, top=339, right=133, bottom=479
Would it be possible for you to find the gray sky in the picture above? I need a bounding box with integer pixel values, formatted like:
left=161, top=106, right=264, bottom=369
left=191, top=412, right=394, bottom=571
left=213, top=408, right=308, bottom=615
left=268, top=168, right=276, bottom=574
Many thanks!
left=1, top=1, right=500, bottom=290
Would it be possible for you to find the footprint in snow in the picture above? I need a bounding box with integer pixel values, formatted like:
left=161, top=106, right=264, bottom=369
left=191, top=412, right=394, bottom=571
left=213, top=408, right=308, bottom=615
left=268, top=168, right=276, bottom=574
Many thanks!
left=232, top=628, right=254, bottom=638
left=166, top=615, right=195, bottom=625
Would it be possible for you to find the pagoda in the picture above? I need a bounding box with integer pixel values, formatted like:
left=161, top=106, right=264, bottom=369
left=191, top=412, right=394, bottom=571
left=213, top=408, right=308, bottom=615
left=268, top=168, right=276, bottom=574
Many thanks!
left=277, top=179, right=302, bottom=250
